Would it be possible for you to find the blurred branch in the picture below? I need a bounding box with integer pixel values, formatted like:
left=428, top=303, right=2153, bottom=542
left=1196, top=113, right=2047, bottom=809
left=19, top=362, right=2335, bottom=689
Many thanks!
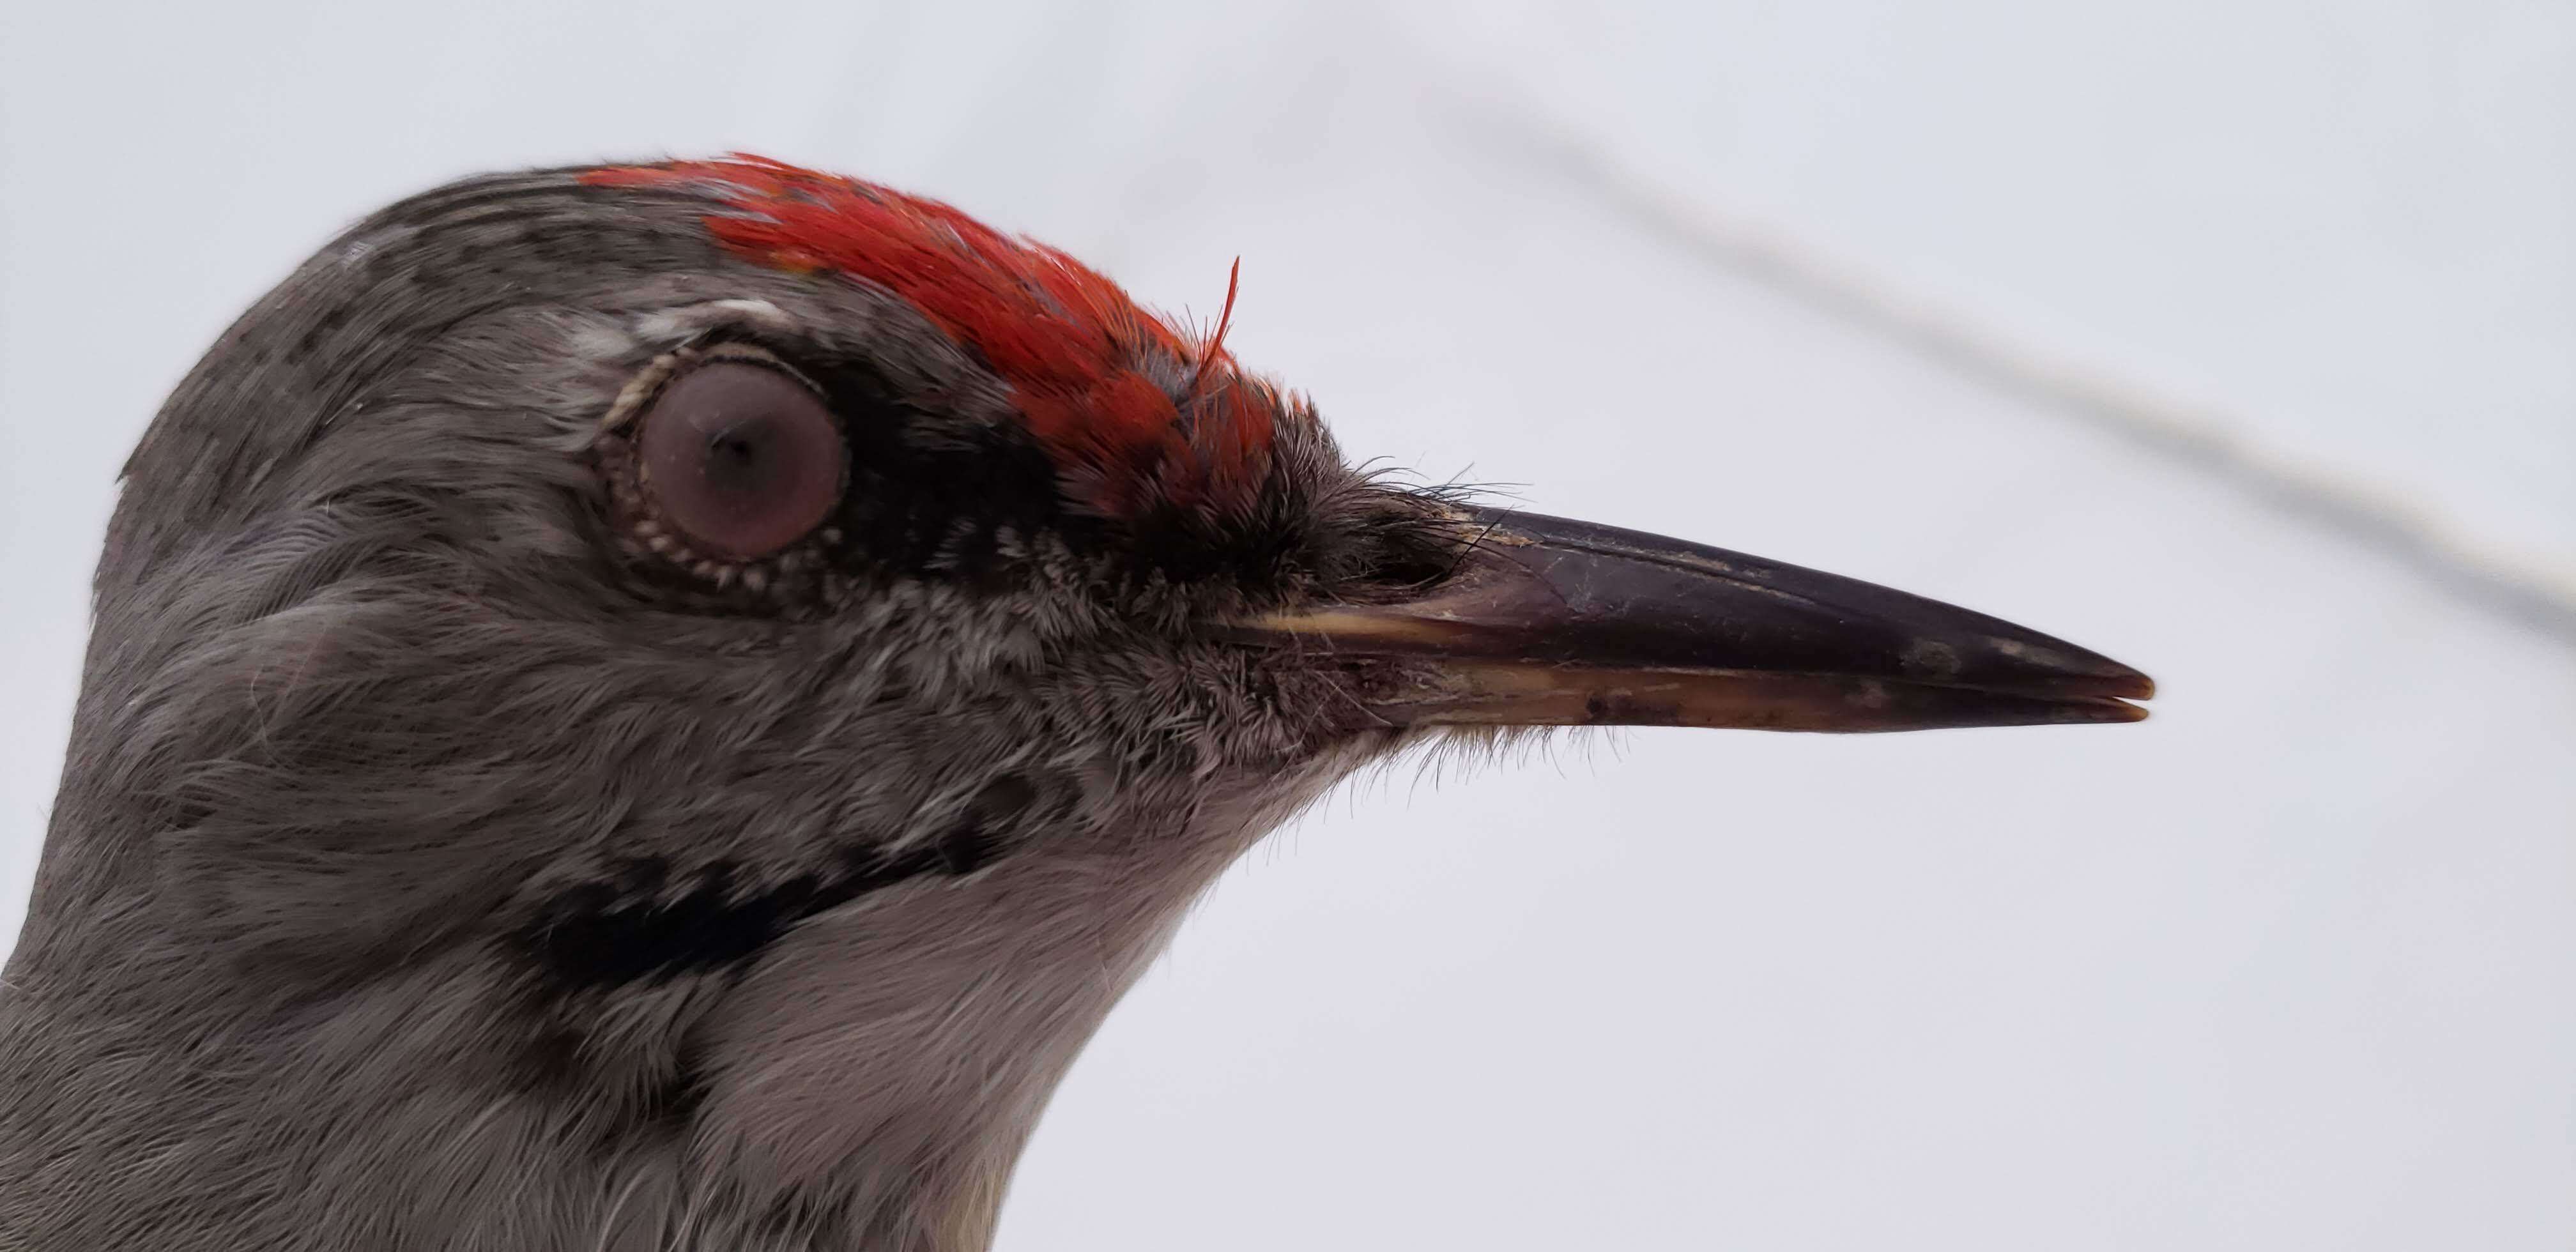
left=1439, top=84, right=2576, bottom=647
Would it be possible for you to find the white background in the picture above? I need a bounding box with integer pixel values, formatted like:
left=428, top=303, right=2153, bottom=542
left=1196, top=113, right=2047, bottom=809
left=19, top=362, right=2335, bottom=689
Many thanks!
left=4, top=3, right=2570, bottom=1248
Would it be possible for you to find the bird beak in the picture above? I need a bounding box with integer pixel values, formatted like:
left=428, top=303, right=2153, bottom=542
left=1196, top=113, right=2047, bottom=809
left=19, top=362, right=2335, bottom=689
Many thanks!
left=1234, top=507, right=2153, bottom=732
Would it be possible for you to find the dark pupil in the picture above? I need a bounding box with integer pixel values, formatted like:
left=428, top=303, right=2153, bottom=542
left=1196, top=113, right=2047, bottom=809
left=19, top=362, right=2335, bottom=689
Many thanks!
left=703, top=421, right=773, bottom=492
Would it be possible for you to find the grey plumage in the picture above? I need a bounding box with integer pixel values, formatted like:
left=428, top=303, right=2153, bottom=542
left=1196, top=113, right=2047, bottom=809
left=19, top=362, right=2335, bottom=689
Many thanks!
left=4, top=167, right=1408, bottom=1250
left=0, top=160, right=2150, bottom=1251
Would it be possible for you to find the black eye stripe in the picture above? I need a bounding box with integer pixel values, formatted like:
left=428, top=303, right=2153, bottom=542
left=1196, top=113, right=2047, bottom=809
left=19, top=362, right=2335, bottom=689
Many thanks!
left=597, top=340, right=1322, bottom=606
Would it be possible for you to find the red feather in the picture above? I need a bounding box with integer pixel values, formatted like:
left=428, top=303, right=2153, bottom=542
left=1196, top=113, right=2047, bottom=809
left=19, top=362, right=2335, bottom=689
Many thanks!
left=580, top=157, right=1273, bottom=522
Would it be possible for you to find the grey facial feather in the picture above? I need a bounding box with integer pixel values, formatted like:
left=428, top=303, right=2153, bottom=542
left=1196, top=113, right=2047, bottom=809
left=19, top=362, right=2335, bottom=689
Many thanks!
left=0, top=165, right=1452, bottom=1251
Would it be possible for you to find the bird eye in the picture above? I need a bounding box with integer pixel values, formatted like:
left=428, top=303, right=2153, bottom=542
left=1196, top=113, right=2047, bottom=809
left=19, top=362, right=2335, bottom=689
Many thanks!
left=635, top=359, right=847, bottom=562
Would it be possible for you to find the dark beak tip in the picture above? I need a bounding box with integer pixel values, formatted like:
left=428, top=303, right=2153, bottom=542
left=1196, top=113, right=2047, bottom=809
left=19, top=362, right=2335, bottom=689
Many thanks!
left=2064, top=666, right=2156, bottom=703
left=1972, top=630, right=2155, bottom=703
left=2021, top=651, right=2152, bottom=722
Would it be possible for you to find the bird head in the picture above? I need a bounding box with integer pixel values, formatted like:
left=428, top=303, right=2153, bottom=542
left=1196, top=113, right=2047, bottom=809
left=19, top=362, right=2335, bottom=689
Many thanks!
left=2, top=157, right=2149, bottom=1250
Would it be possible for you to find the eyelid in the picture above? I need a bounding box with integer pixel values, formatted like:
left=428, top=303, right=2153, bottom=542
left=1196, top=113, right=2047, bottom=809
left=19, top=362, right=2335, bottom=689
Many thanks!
left=595, top=340, right=822, bottom=439
left=630, top=297, right=804, bottom=347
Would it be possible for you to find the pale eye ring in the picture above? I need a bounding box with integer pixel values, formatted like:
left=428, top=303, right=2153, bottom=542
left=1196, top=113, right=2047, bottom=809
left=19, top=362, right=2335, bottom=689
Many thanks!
left=632, top=356, right=847, bottom=562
